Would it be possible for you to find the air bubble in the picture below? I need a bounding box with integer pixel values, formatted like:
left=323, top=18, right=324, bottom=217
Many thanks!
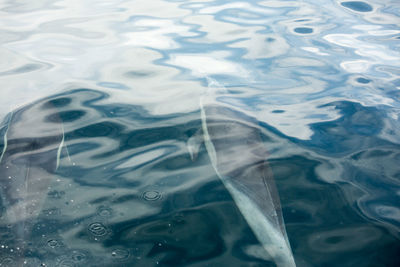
left=111, top=248, right=130, bottom=261
left=47, top=190, right=65, bottom=199
left=47, top=239, right=60, bottom=248
left=71, top=250, right=88, bottom=262
left=0, top=232, right=14, bottom=241
left=56, top=259, right=75, bottom=267
left=0, top=257, right=14, bottom=265
left=142, top=191, right=161, bottom=201
left=88, top=222, right=107, bottom=237
left=173, top=213, right=185, bottom=224
left=97, top=206, right=112, bottom=217
left=42, top=208, right=61, bottom=216
left=22, top=257, right=42, bottom=267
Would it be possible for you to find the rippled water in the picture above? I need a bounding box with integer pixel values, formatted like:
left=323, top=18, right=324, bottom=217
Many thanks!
left=1, top=0, right=400, bottom=266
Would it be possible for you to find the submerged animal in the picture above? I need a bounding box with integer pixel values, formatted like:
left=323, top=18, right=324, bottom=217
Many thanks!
left=189, top=79, right=296, bottom=267
left=0, top=97, right=66, bottom=262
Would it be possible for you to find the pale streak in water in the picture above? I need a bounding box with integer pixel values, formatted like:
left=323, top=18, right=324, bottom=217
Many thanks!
left=199, top=78, right=296, bottom=266
left=0, top=112, right=14, bottom=165
left=56, top=123, right=65, bottom=170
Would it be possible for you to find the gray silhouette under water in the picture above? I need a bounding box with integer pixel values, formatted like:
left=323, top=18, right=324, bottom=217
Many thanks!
left=0, top=97, right=66, bottom=264
left=189, top=80, right=296, bottom=267
left=0, top=87, right=295, bottom=266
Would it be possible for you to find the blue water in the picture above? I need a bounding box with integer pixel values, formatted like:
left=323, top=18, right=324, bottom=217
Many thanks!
left=1, top=0, right=400, bottom=266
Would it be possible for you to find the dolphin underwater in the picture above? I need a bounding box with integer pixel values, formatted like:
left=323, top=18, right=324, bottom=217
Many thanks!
left=0, top=96, right=66, bottom=263
left=189, top=80, right=296, bottom=267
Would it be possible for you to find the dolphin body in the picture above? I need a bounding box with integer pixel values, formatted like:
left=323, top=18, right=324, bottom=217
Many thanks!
left=189, top=81, right=296, bottom=267
left=0, top=97, right=65, bottom=263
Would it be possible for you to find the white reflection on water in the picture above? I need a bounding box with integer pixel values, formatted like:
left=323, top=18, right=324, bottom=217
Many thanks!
left=230, top=33, right=290, bottom=59
left=1, top=0, right=399, bottom=140
left=324, top=33, right=399, bottom=62
left=168, top=52, right=250, bottom=78
left=122, top=18, right=195, bottom=49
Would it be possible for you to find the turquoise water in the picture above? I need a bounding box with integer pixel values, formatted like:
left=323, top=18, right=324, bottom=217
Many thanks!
left=1, top=0, right=400, bottom=266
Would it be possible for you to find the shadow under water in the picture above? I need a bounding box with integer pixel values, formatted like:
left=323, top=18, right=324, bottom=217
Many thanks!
left=0, top=88, right=399, bottom=267
left=0, top=88, right=285, bottom=266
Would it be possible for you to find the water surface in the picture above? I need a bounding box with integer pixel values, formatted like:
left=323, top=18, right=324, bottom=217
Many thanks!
left=0, top=0, right=400, bottom=266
